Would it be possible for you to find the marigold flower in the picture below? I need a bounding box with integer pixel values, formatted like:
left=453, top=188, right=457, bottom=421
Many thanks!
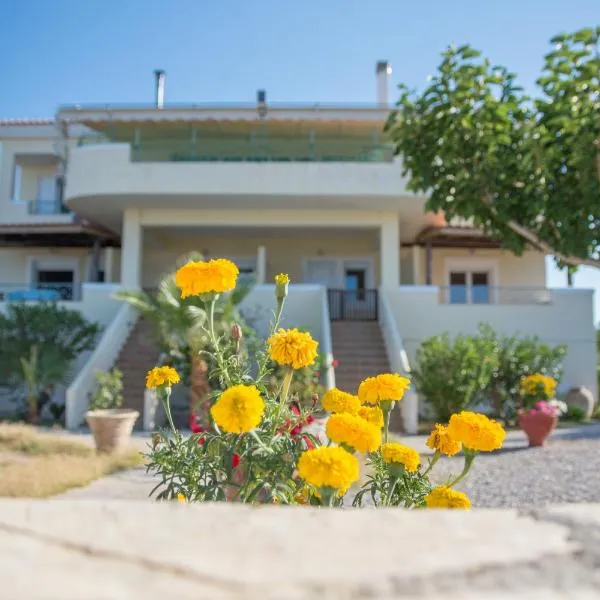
left=426, top=423, right=462, bottom=456
left=447, top=411, right=506, bottom=452
left=268, top=328, right=319, bottom=370
left=326, top=413, right=381, bottom=453
left=175, top=258, right=239, bottom=298
left=210, top=385, right=265, bottom=433
left=380, top=442, right=420, bottom=472
left=297, top=446, right=359, bottom=494
left=357, top=405, right=385, bottom=429
left=145, top=366, right=180, bottom=389
left=519, top=373, right=557, bottom=400
left=176, top=493, right=187, bottom=503
left=358, top=373, right=411, bottom=405
left=274, top=273, right=290, bottom=286
left=321, top=388, right=361, bottom=415
left=425, top=486, right=471, bottom=509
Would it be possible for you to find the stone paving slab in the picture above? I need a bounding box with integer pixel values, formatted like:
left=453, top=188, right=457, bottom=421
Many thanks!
left=1, top=500, right=598, bottom=599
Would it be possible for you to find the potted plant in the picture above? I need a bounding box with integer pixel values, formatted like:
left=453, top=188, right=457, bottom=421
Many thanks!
left=86, top=368, right=139, bottom=453
left=518, top=374, right=565, bottom=446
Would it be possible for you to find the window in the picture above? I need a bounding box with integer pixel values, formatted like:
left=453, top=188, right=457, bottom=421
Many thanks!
left=345, top=268, right=366, bottom=300
left=35, top=269, right=75, bottom=300
left=36, top=176, right=58, bottom=214
left=448, top=270, right=490, bottom=304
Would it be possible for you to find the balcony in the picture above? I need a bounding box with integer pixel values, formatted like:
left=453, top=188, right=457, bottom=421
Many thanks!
left=28, top=198, right=70, bottom=216
left=438, top=286, right=553, bottom=305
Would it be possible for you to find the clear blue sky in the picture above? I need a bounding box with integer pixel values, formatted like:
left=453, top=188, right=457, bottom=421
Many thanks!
left=0, top=0, right=598, bottom=321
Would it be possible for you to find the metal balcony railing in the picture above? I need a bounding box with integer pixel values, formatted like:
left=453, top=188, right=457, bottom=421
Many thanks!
left=438, top=286, right=553, bottom=305
left=327, top=289, right=379, bottom=321
left=0, top=283, right=78, bottom=302
left=28, top=198, right=70, bottom=216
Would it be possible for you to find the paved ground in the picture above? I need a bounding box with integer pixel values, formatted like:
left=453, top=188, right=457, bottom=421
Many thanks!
left=55, top=423, right=600, bottom=506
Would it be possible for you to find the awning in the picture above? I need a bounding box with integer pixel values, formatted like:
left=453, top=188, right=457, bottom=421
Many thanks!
left=0, top=221, right=119, bottom=247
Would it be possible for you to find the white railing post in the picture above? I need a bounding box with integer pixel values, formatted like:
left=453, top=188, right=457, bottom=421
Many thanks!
left=319, top=286, right=336, bottom=390
left=65, top=303, right=138, bottom=429
left=378, top=288, right=418, bottom=434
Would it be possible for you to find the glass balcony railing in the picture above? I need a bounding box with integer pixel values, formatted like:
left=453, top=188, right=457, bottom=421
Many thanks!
left=76, top=133, right=395, bottom=163
left=28, top=198, right=71, bottom=216
left=0, top=283, right=78, bottom=302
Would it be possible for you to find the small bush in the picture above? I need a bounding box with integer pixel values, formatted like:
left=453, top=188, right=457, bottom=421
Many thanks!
left=412, top=332, right=498, bottom=422
left=89, top=369, right=124, bottom=411
left=564, top=404, right=586, bottom=423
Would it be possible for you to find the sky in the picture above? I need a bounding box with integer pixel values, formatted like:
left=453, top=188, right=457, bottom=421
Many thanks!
left=0, top=0, right=598, bottom=321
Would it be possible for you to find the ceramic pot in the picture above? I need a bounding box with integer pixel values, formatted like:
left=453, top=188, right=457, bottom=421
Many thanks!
left=518, top=411, right=557, bottom=447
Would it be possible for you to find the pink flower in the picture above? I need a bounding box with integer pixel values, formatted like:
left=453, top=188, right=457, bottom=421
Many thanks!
left=231, top=453, right=241, bottom=469
left=332, top=359, right=340, bottom=368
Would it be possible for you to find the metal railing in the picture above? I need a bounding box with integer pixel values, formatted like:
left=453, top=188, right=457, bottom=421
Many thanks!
left=327, top=289, right=379, bottom=321
left=28, top=198, right=70, bottom=216
left=438, top=286, right=553, bottom=305
left=0, top=283, right=78, bottom=302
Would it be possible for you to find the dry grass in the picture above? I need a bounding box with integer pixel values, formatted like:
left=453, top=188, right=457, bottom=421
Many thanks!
left=0, top=424, right=143, bottom=498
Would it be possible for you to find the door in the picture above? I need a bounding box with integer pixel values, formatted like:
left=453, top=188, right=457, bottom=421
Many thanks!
left=448, top=270, right=490, bottom=304
left=36, top=176, right=57, bottom=214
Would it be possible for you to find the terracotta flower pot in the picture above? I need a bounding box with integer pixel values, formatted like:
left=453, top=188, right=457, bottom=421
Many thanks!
left=86, top=409, right=139, bottom=453
left=518, top=411, right=557, bottom=447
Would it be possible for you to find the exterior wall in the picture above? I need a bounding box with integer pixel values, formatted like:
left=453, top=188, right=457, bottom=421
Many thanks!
left=0, top=137, right=73, bottom=225
left=66, top=143, right=413, bottom=201
left=385, top=286, right=598, bottom=404
left=419, top=247, right=546, bottom=287
left=140, top=230, right=380, bottom=288
left=0, top=247, right=91, bottom=295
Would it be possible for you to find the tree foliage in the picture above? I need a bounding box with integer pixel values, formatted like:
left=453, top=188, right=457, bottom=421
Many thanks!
left=386, top=27, right=600, bottom=269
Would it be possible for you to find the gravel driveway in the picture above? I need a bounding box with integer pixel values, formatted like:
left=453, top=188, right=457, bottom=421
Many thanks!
left=430, top=426, right=600, bottom=508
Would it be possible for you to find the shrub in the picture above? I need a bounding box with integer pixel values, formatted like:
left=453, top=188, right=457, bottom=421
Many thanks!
left=89, top=369, right=124, bottom=411
left=412, top=332, right=498, bottom=422
left=564, top=404, right=586, bottom=423
left=477, top=324, right=567, bottom=422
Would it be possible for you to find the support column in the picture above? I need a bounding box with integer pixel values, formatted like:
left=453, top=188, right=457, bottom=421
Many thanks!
left=104, top=246, right=115, bottom=283
left=87, top=238, right=101, bottom=282
left=425, top=241, right=433, bottom=285
left=380, top=219, right=400, bottom=289
left=411, top=245, right=421, bottom=285
left=256, top=246, right=267, bottom=284
left=121, top=208, right=142, bottom=289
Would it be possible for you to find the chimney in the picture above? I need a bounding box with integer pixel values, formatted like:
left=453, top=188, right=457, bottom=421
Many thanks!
left=154, top=69, right=165, bottom=109
left=375, top=61, right=392, bottom=107
left=257, top=89, right=267, bottom=117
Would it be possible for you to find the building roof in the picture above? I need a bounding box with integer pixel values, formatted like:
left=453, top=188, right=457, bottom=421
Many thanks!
left=0, top=118, right=54, bottom=126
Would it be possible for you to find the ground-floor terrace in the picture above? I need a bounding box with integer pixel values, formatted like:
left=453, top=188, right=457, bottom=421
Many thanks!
left=0, top=208, right=596, bottom=432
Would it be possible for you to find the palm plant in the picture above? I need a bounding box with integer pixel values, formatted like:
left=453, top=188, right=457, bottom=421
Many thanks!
left=114, top=256, right=253, bottom=425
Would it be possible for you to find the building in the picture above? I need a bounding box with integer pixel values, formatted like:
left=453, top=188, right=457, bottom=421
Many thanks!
left=0, top=64, right=596, bottom=431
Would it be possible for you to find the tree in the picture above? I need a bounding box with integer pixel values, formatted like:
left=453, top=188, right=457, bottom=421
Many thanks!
left=0, top=303, right=100, bottom=422
left=386, top=27, right=600, bottom=269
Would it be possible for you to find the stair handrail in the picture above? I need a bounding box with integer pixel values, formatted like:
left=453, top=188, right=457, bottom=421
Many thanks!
left=65, top=303, right=138, bottom=429
left=378, top=288, right=418, bottom=434
left=319, top=285, right=336, bottom=390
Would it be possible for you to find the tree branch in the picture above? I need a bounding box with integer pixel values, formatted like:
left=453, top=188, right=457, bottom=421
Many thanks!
left=482, top=195, right=600, bottom=269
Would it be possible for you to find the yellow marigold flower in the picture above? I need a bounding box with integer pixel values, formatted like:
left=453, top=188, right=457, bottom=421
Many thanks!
left=380, top=442, right=421, bottom=472
left=425, top=486, right=471, bottom=509
left=357, top=405, right=385, bottom=429
left=145, top=366, right=180, bottom=389
left=326, top=413, right=381, bottom=453
left=426, top=423, right=462, bottom=457
left=358, top=373, right=411, bottom=405
left=519, top=373, right=556, bottom=400
left=447, top=411, right=506, bottom=452
left=321, top=388, right=361, bottom=415
left=297, top=446, right=359, bottom=494
left=210, top=385, right=265, bottom=433
left=268, top=328, right=319, bottom=370
left=175, top=258, right=239, bottom=298
left=274, top=273, right=290, bottom=285
left=176, top=493, right=187, bottom=503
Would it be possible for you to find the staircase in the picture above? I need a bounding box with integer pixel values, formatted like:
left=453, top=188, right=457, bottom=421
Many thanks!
left=114, top=319, right=160, bottom=429
left=330, top=321, right=404, bottom=431
left=331, top=322, right=391, bottom=393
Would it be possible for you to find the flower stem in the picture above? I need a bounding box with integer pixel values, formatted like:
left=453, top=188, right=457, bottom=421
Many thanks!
left=421, top=451, right=441, bottom=478
left=160, top=387, right=177, bottom=436
left=448, top=452, right=476, bottom=487
left=206, top=296, right=231, bottom=387
left=382, top=405, right=392, bottom=444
